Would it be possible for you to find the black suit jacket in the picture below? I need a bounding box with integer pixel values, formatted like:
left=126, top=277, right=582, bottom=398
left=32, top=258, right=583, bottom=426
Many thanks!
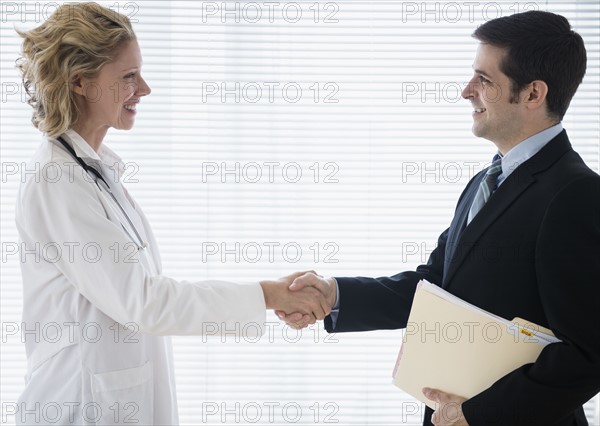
left=325, top=130, right=600, bottom=426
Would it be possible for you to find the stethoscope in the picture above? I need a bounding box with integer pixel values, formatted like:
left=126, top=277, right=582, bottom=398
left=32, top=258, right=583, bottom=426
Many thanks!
left=56, top=136, right=148, bottom=251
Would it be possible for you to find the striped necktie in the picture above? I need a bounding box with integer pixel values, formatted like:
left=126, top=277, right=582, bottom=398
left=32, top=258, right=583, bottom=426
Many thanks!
left=467, top=158, right=503, bottom=224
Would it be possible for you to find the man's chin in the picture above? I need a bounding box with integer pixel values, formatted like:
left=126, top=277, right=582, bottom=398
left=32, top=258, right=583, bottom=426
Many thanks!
left=471, top=124, right=493, bottom=140
left=471, top=125, right=484, bottom=138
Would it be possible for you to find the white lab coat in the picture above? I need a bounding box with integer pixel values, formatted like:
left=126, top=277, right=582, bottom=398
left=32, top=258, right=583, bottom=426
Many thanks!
left=15, top=130, right=266, bottom=425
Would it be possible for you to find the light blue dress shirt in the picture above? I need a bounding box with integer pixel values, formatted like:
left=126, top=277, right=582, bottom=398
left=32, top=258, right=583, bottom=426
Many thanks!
left=496, top=122, right=563, bottom=186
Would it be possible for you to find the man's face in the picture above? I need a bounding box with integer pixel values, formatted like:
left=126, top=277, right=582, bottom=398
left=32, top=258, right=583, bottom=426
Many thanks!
left=461, top=43, right=528, bottom=150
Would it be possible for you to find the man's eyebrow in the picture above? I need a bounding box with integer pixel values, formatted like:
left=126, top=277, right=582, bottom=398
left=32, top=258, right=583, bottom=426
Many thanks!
left=473, top=68, right=493, bottom=79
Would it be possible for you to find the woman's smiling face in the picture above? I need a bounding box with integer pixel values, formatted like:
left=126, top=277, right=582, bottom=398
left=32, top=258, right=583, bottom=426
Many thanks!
left=73, top=39, right=151, bottom=135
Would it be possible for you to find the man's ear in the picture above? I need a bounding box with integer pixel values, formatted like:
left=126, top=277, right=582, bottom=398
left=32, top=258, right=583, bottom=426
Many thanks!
left=523, top=80, right=549, bottom=111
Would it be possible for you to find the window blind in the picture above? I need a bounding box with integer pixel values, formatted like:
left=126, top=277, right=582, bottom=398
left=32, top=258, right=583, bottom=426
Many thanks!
left=1, top=1, right=598, bottom=424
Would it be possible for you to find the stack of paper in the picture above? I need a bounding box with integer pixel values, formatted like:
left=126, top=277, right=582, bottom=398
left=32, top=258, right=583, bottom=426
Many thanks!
left=393, top=280, right=559, bottom=408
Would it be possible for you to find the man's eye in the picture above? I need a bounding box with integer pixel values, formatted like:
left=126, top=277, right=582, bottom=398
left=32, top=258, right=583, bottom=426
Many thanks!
left=479, top=76, right=490, bottom=84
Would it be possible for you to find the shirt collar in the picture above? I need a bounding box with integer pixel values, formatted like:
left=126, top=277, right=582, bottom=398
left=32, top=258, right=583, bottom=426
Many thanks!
left=497, top=122, right=563, bottom=180
left=61, top=129, right=126, bottom=179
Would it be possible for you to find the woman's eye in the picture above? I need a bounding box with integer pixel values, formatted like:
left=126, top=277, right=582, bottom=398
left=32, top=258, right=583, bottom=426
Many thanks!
left=125, top=73, right=136, bottom=79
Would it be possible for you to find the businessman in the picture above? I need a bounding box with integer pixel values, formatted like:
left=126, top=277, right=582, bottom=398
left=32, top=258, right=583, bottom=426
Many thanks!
left=277, top=10, right=600, bottom=426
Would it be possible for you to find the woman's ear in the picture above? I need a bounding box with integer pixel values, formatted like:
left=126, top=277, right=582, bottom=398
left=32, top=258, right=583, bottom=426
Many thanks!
left=71, top=75, right=85, bottom=96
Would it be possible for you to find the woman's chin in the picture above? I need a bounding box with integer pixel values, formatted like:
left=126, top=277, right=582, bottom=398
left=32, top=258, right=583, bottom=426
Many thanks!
left=115, top=121, right=136, bottom=131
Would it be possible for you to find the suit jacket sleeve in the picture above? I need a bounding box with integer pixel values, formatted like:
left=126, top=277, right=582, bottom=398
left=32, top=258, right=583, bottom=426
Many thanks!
left=462, top=176, right=600, bottom=425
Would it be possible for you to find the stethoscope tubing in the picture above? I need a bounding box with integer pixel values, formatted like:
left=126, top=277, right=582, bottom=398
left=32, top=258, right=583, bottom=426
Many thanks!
left=55, top=136, right=147, bottom=251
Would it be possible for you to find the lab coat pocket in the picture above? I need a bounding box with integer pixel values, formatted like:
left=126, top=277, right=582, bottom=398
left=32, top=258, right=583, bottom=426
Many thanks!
left=90, top=361, right=153, bottom=425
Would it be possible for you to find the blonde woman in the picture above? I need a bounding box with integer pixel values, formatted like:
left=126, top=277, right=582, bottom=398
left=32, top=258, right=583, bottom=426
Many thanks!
left=14, top=3, right=328, bottom=424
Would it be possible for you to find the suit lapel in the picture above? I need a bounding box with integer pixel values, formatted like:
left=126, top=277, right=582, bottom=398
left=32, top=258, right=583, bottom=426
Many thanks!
left=443, top=170, right=535, bottom=287
left=443, top=173, right=482, bottom=286
left=442, top=130, right=573, bottom=288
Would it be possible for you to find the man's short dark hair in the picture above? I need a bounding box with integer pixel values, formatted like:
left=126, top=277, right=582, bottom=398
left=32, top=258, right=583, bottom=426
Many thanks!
left=473, top=10, right=586, bottom=121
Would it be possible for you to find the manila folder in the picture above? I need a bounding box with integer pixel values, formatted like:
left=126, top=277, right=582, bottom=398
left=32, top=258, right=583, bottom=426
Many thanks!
left=392, top=280, right=559, bottom=409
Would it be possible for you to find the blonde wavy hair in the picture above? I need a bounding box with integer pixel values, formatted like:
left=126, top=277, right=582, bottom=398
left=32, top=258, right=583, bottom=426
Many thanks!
left=16, top=2, right=136, bottom=137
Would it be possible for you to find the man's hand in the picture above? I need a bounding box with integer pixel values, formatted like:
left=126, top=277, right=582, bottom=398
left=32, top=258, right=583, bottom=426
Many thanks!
left=260, top=271, right=331, bottom=322
left=275, top=272, right=337, bottom=329
left=423, top=388, right=469, bottom=426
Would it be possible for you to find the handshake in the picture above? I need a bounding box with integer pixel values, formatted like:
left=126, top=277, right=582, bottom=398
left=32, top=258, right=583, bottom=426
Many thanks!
left=259, top=271, right=337, bottom=329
